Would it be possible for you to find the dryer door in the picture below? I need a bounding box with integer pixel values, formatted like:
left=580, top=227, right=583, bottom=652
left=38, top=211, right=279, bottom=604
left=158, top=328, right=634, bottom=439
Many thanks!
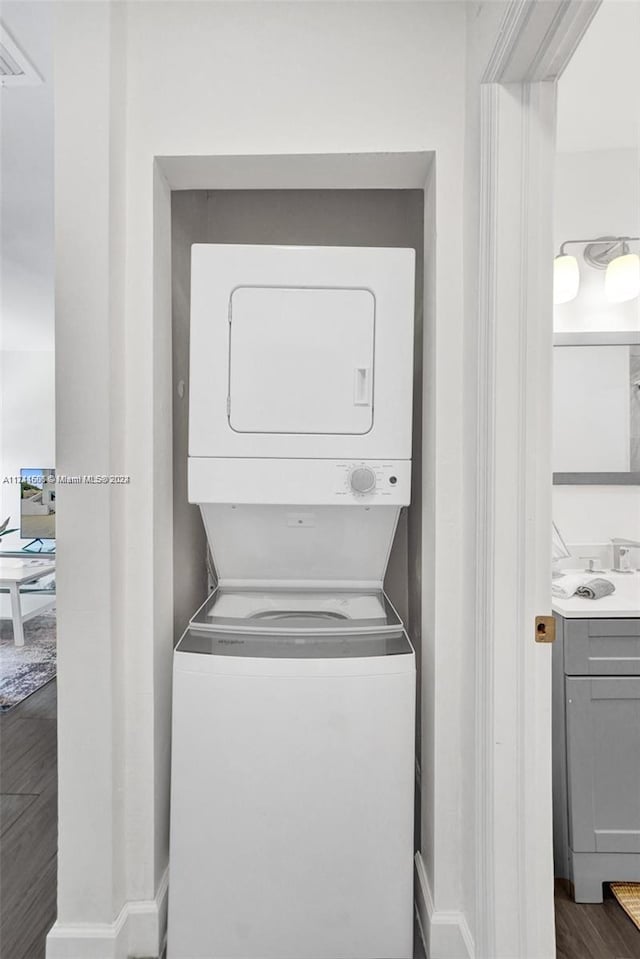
left=188, top=245, right=415, bottom=460
left=228, top=287, right=374, bottom=435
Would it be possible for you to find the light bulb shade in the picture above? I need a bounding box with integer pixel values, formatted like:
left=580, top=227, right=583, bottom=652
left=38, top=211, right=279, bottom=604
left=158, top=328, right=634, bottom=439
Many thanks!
left=605, top=252, right=640, bottom=303
left=553, top=254, right=579, bottom=304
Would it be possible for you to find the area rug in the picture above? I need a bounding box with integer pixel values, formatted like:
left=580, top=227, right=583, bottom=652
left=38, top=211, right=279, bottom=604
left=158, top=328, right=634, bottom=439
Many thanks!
left=611, top=882, right=640, bottom=932
left=0, top=608, right=56, bottom=711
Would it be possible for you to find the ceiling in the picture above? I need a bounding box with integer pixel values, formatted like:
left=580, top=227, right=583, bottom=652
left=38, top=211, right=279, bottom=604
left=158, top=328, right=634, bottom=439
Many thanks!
left=557, top=0, right=640, bottom=154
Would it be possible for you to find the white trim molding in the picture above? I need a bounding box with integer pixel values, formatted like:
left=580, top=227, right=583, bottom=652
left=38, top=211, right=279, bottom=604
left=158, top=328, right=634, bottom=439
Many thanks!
left=46, top=867, right=169, bottom=959
left=415, top=852, right=474, bottom=959
left=483, top=0, right=600, bottom=83
left=474, top=76, right=558, bottom=959
left=470, top=3, right=603, bottom=957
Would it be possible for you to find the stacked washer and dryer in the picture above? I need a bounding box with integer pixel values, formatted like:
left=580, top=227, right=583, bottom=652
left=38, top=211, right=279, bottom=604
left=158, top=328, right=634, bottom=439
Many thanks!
left=168, top=244, right=416, bottom=959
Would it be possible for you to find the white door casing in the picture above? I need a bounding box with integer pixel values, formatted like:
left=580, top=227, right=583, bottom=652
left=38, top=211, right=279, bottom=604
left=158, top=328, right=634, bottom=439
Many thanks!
left=469, top=4, right=602, bottom=959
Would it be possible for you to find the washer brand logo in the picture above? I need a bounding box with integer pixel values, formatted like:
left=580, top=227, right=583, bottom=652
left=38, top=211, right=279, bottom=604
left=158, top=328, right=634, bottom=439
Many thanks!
left=218, top=638, right=244, bottom=646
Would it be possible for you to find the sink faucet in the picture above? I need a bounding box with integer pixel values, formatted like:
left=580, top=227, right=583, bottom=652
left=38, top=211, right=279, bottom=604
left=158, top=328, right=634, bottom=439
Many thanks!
left=611, top=538, right=640, bottom=573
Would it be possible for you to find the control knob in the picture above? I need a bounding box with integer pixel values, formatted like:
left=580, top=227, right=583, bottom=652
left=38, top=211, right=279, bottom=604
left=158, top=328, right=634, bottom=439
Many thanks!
left=349, top=466, right=377, bottom=495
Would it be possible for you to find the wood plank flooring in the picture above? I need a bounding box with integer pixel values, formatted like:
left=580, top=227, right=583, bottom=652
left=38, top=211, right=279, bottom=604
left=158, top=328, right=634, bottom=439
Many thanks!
left=555, top=880, right=640, bottom=959
left=0, top=680, right=57, bottom=959
left=2, top=681, right=639, bottom=959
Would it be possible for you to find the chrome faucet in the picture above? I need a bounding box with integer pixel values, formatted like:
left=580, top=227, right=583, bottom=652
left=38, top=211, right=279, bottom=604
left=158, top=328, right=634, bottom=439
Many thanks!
left=611, top=538, right=640, bottom=573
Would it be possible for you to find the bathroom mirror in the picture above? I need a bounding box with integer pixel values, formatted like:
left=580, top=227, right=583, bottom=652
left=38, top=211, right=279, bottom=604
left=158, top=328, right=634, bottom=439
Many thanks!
left=553, top=333, right=640, bottom=484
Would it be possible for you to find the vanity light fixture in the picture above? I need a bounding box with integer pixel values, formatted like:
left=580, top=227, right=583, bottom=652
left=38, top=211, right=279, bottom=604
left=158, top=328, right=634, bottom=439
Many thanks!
left=605, top=251, right=640, bottom=303
left=554, top=236, right=640, bottom=305
left=553, top=254, right=580, bottom=304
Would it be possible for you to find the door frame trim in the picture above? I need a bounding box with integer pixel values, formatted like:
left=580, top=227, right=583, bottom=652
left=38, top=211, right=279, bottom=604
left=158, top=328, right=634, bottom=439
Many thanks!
left=472, top=3, right=601, bottom=957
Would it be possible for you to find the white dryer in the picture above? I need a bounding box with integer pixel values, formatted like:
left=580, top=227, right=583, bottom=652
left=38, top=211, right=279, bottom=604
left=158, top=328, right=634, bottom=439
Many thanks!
left=168, top=244, right=417, bottom=959
left=189, top=244, right=415, bottom=464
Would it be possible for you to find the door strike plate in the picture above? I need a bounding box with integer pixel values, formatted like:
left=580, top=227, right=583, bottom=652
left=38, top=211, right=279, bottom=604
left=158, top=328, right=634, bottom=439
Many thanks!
left=535, top=615, right=555, bottom=643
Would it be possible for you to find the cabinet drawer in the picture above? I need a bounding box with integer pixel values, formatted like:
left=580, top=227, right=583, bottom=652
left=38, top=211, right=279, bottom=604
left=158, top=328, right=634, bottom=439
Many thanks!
left=564, top=619, right=640, bottom=676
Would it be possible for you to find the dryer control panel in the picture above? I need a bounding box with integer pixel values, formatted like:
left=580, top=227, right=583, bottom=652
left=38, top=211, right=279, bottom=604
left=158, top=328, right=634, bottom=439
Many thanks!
left=189, top=458, right=411, bottom=506
left=337, top=462, right=408, bottom=500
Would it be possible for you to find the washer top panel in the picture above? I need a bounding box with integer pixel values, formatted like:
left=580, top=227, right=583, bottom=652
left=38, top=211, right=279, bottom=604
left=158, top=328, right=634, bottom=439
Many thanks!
left=176, top=624, right=413, bottom=660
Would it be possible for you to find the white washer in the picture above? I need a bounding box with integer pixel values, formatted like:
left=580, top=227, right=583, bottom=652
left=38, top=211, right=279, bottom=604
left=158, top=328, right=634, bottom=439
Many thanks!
left=168, top=624, right=415, bottom=959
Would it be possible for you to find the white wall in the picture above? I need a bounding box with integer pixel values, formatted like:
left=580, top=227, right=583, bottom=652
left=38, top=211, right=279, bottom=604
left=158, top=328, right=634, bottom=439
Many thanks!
left=556, top=1, right=640, bottom=155
left=0, top=3, right=55, bottom=615
left=554, top=485, right=640, bottom=544
left=0, top=352, right=55, bottom=548
left=50, top=3, right=129, bottom=948
left=0, top=2, right=54, bottom=353
left=554, top=149, right=640, bottom=335
left=0, top=2, right=55, bottom=542
left=553, top=146, right=640, bottom=556
left=553, top=486, right=640, bottom=570
left=0, top=352, right=56, bottom=615
left=53, top=2, right=475, bottom=956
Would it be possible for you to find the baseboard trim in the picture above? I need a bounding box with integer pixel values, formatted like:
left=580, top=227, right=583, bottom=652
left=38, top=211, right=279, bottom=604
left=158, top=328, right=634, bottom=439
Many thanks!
left=128, top=865, right=169, bottom=957
left=46, top=866, right=169, bottom=959
left=45, top=908, right=129, bottom=959
left=414, top=852, right=475, bottom=959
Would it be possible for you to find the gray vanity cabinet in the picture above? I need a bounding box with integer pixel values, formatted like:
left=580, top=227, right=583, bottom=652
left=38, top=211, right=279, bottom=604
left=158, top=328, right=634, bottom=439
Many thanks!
left=566, top=678, right=640, bottom=852
left=553, top=614, right=640, bottom=902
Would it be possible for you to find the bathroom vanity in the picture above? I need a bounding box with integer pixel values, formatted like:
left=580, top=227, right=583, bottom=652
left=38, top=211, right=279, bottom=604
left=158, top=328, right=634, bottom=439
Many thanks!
left=552, top=575, right=640, bottom=902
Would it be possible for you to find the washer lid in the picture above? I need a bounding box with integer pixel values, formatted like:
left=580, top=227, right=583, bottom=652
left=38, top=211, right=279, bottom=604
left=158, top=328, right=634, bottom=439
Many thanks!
left=176, top=624, right=412, bottom=659
left=191, top=587, right=402, bottom=634
left=200, top=504, right=402, bottom=586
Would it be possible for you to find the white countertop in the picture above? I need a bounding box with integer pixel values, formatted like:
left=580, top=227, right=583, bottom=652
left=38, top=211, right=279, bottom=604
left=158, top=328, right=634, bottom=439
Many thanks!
left=552, top=569, right=640, bottom=619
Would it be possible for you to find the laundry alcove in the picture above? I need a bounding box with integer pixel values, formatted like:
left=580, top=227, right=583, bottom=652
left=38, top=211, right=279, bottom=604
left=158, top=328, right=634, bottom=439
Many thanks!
left=164, top=155, right=432, bottom=868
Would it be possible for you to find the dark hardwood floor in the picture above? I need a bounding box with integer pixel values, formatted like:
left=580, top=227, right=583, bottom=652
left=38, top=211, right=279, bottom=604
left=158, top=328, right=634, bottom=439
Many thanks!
left=0, top=680, right=57, bottom=959
left=1, top=682, right=639, bottom=959
left=555, top=879, right=640, bottom=959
